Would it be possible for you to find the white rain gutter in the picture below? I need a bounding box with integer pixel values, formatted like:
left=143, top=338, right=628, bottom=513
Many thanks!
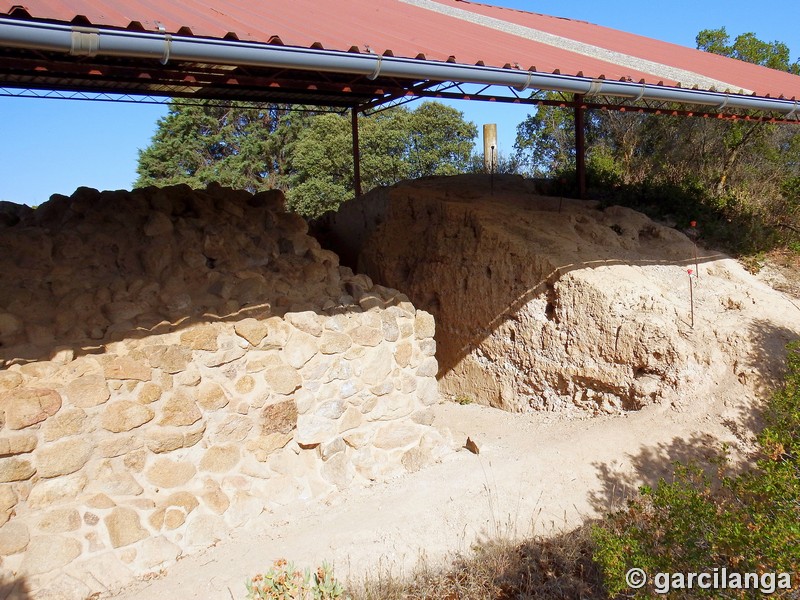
left=1, top=17, right=798, bottom=118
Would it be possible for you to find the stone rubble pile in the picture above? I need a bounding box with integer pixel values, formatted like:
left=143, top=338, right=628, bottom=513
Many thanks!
left=0, top=183, right=446, bottom=598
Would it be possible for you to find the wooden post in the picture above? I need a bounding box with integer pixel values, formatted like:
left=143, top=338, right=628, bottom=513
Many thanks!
left=574, top=94, right=586, bottom=199
left=483, top=123, right=497, bottom=173
left=352, top=107, right=362, bottom=198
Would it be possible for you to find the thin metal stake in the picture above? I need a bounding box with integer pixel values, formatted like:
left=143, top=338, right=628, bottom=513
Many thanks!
left=688, top=269, right=695, bottom=328
left=690, top=221, right=699, bottom=280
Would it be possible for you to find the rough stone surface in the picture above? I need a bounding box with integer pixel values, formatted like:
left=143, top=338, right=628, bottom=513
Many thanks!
left=327, top=175, right=763, bottom=413
left=200, top=445, right=240, bottom=473
left=0, top=433, right=37, bottom=456
left=158, top=391, right=202, bottom=427
left=264, top=367, right=301, bottom=395
left=42, top=407, right=87, bottom=442
left=1, top=388, right=61, bottom=430
left=105, top=507, right=149, bottom=548
left=261, top=400, right=298, bottom=435
left=102, top=400, right=155, bottom=433
left=102, top=355, right=152, bottom=381
left=0, top=520, right=29, bottom=555
left=139, top=535, right=182, bottom=570
left=36, top=438, right=93, bottom=478
left=26, top=473, right=88, bottom=509
left=146, top=458, right=197, bottom=489
left=0, top=183, right=445, bottom=598
left=180, top=325, right=219, bottom=352
left=37, top=508, right=81, bottom=533
left=0, top=457, right=35, bottom=482
left=234, top=318, right=268, bottom=346
left=19, top=535, right=82, bottom=575
left=198, top=382, right=230, bottom=411
left=66, top=373, right=111, bottom=408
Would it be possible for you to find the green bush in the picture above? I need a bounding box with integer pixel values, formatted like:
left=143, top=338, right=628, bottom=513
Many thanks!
left=585, top=175, right=783, bottom=256
left=246, top=559, right=348, bottom=600
left=592, top=343, right=800, bottom=597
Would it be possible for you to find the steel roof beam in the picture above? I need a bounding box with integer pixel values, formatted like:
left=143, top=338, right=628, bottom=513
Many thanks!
left=1, top=17, right=798, bottom=120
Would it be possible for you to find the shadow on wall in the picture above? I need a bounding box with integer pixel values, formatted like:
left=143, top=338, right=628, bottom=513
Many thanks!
left=312, top=173, right=792, bottom=412
left=0, top=577, right=31, bottom=600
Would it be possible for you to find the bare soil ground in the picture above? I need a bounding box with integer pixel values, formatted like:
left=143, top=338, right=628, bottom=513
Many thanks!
left=108, top=390, right=768, bottom=599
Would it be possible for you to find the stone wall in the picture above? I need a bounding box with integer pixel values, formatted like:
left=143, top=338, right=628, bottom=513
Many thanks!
left=0, top=184, right=445, bottom=599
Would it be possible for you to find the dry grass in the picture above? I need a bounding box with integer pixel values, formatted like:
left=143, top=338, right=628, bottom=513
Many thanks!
left=348, top=525, right=606, bottom=600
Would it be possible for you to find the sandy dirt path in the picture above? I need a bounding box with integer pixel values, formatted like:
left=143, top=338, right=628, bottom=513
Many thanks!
left=108, top=395, right=748, bottom=600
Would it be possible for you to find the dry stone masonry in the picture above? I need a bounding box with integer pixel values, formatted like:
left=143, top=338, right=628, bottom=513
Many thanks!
left=0, top=184, right=446, bottom=598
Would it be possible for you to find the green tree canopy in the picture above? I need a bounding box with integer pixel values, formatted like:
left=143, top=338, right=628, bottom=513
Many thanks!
left=285, top=102, right=477, bottom=216
left=135, top=103, right=303, bottom=192
left=696, top=27, right=799, bottom=73
left=136, top=100, right=476, bottom=217
left=511, top=28, right=800, bottom=253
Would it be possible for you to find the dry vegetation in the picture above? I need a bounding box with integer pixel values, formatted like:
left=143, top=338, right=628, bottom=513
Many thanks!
left=349, top=526, right=604, bottom=600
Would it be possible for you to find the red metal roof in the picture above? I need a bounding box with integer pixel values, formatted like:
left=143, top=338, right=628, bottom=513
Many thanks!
left=2, top=0, right=799, bottom=100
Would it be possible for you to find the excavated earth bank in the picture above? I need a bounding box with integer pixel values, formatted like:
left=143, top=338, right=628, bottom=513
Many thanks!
left=318, top=174, right=800, bottom=414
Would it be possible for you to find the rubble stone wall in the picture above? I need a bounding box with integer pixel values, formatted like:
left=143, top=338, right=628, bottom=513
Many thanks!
left=0, top=184, right=444, bottom=598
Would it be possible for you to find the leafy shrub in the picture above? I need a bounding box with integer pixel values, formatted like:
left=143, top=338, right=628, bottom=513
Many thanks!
left=453, top=394, right=474, bottom=405
left=246, top=559, right=347, bottom=600
left=592, top=343, right=800, bottom=597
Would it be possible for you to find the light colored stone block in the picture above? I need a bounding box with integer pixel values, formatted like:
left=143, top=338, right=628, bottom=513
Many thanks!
left=42, top=407, right=87, bottom=442
left=139, top=536, right=181, bottom=570
left=36, top=438, right=93, bottom=478
left=0, top=457, right=35, bottom=482
left=146, top=458, right=196, bottom=489
left=37, top=508, right=81, bottom=533
left=234, top=318, right=268, bottom=346
left=27, top=473, right=87, bottom=509
left=101, top=355, right=152, bottom=381
left=101, top=400, right=154, bottom=433
left=158, top=390, right=202, bottom=427
left=198, top=382, right=230, bottom=411
left=283, top=331, right=318, bottom=368
left=264, top=367, right=301, bottom=395
left=318, top=331, right=351, bottom=354
left=200, top=445, right=240, bottom=473
left=1, top=388, right=61, bottom=430
left=212, top=414, right=254, bottom=443
left=0, top=433, right=37, bottom=456
left=19, top=535, right=81, bottom=575
left=105, top=507, right=148, bottom=548
left=179, top=324, right=219, bottom=351
left=0, top=520, right=29, bottom=555
left=296, top=414, right=338, bottom=446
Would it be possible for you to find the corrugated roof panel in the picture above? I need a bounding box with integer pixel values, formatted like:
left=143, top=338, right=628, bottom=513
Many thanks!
left=451, top=0, right=800, bottom=97
left=2, top=0, right=799, bottom=99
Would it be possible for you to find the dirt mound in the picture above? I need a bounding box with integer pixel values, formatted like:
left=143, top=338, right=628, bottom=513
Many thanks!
left=319, top=174, right=800, bottom=414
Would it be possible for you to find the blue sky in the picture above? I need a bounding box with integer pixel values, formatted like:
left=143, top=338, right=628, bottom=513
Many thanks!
left=1, top=0, right=797, bottom=205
